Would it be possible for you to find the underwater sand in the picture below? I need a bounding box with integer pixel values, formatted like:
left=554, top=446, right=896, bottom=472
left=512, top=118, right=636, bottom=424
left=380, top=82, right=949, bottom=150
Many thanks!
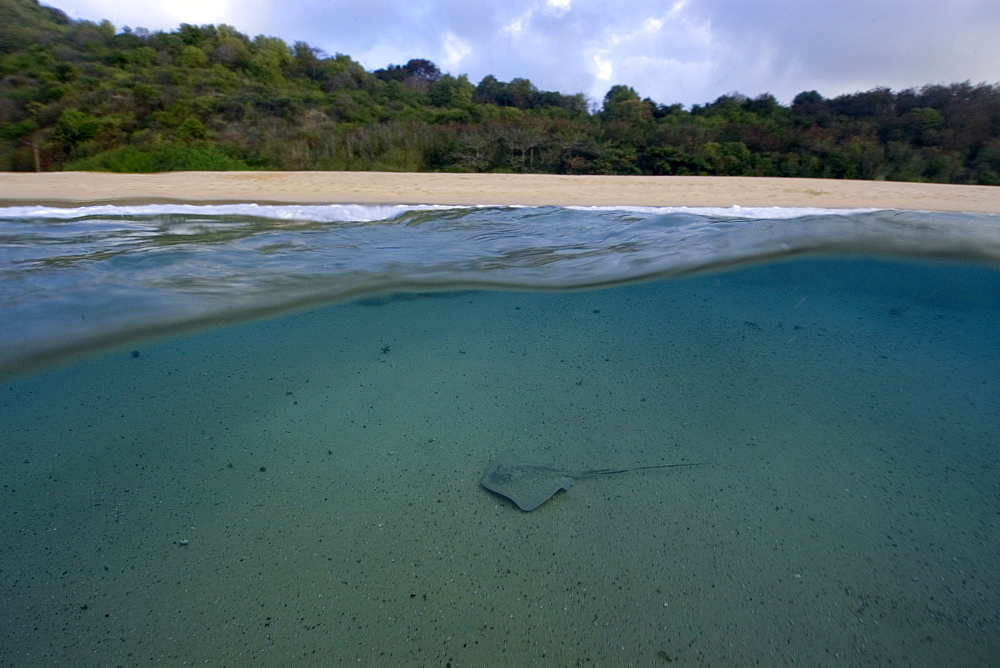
left=2, top=256, right=998, bottom=664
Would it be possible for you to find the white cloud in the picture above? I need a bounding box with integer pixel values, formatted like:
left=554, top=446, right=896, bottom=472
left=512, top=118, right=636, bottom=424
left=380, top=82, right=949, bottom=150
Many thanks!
left=504, top=0, right=571, bottom=38
left=502, top=16, right=526, bottom=36
left=545, top=0, right=571, bottom=15
left=442, top=32, right=472, bottom=71
left=159, top=0, right=228, bottom=25
left=666, top=0, right=689, bottom=18
left=591, top=51, right=613, bottom=81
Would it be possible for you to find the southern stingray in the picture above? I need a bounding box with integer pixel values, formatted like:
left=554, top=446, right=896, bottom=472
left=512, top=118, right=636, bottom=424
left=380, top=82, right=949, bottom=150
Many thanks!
left=480, top=449, right=707, bottom=511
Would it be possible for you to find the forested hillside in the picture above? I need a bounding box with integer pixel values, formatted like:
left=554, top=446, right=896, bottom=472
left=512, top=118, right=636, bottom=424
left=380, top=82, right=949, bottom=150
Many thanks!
left=2, top=0, right=999, bottom=183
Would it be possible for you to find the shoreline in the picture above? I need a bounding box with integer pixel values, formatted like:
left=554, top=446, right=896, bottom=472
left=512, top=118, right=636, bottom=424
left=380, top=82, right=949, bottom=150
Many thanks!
left=0, top=171, right=997, bottom=213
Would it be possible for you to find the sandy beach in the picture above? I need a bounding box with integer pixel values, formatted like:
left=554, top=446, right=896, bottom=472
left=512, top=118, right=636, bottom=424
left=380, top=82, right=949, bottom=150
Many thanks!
left=1, top=171, right=997, bottom=212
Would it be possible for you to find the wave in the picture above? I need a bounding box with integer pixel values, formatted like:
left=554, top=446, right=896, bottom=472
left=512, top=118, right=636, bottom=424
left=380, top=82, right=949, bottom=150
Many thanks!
left=1, top=202, right=877, bottom=221
left=2, top=204, right=998, bottom=378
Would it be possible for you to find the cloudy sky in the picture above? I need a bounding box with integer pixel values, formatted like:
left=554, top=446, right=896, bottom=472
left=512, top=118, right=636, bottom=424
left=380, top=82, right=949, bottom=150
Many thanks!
left=48, top=0, right=1000, bottom=107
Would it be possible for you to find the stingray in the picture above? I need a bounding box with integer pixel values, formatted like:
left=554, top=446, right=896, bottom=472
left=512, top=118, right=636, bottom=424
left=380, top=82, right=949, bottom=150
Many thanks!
left=480, top=449, right=707, bottom=511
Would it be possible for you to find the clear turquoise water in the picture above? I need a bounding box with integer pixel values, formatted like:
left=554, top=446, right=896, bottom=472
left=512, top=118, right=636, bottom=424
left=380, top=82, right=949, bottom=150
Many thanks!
left=1, top=205, right=999, bottom=663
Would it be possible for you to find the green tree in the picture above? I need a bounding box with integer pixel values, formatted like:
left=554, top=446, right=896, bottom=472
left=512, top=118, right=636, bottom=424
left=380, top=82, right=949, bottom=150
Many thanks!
left=177, top=45, right=208, bottom=68
left=602, top=85, right=640, bottom=108
left=53, top=108, right=101, bottom=147
left=176, top=116, right=207, bottom=140
left=429, top=74, right=474, bottom=108
left=474, top=75, right=506, bottom=105
left=248, top=34, right=292, bottom=82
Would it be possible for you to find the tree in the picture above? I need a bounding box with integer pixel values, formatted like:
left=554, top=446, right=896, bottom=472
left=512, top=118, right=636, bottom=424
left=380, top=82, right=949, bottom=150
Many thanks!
left=177, top=44, right=208, bottom=68
left=474, top=75, right=507, bottom=105
left=603, top=85, right=640, bottom=107
left=404, top=58, right=441, bottom=82
left=374, top=59, right=441, bottom=92
left=176, top=116, right=207, bottom=140
left=601, top=85, right=652, bottom=126
left=53, top=108, right=101, bottom=147
left=792, top=90, right=824, bottom=108
left=429, top=74, right=474, bottom=108
left=291, top=41, right=324, bottom=80
left=743, top=93, right=781, bottom=117
left=507, top=78, right=537, bottom=108
left=248, top=34, right=292, bottom=82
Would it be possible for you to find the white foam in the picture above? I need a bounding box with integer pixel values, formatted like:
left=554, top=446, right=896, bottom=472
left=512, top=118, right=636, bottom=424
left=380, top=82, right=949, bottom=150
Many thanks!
left=1, top=202, right=879, bottom=222
left=0, top=203, right=458, bottom=222
left=566, top=205, right=881, bottom=218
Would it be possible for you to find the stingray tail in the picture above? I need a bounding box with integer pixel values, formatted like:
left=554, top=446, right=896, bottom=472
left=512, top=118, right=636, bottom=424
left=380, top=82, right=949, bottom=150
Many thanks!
left=587, top=461, right=711, bottom=476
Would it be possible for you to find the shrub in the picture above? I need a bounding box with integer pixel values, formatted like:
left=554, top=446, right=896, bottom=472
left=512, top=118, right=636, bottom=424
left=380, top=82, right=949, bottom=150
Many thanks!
left=65, top=142, right=250, bottom=172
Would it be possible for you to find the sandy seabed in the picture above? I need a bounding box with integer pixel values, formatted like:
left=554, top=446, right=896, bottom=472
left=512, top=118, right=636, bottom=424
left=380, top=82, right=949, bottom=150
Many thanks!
left=2, top=266, right=999, bottom=664
left=1, top=171, right=998, bottom=212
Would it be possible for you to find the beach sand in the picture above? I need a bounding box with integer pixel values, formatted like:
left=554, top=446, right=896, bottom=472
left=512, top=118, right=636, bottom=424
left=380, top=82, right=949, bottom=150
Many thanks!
left=1, top=171, right=998, bottom=212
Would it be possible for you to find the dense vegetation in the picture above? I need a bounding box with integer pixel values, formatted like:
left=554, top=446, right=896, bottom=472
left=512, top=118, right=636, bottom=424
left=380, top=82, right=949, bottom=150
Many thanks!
left=2, top=0, right=999, bottom=183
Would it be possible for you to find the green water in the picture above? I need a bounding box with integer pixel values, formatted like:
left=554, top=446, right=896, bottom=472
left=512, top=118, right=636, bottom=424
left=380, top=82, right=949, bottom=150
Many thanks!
left=2, top=257, right=998, bottom=664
